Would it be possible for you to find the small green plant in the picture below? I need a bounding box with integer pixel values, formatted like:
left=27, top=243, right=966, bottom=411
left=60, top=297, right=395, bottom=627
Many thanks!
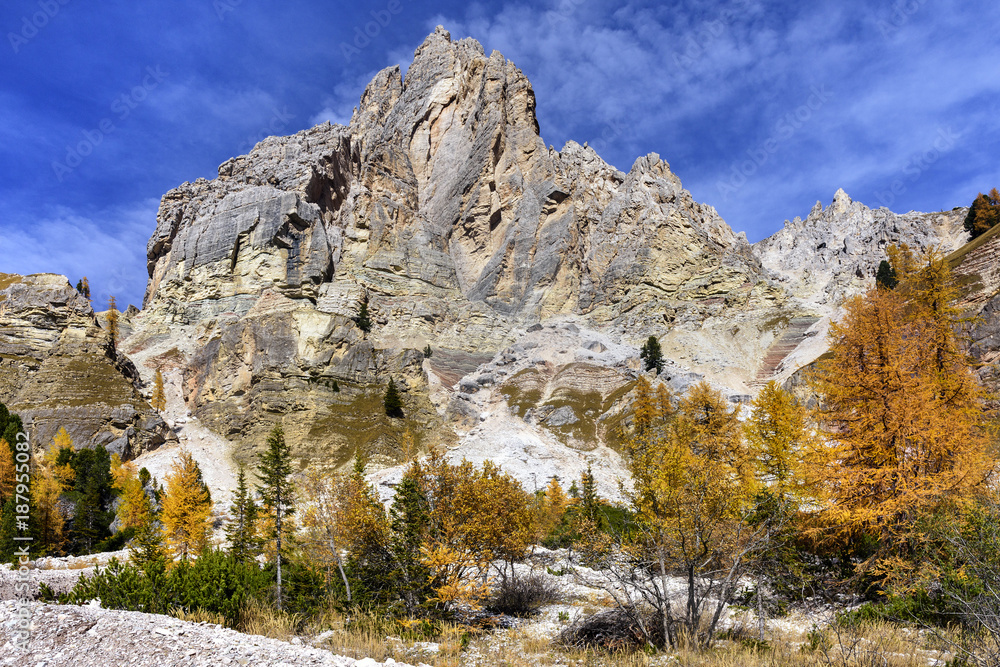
left=802, top=623, right=828, bottom=652
left=558, top=610, right=570, bottom=623
left=355, top=300, right=372, bottom=333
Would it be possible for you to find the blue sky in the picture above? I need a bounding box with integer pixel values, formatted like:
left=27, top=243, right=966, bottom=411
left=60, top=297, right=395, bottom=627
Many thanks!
left=1, top=0, right=998, bottom=308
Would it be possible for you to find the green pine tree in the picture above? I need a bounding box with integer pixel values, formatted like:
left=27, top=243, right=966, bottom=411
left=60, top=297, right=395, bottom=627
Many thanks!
left=355, top=300, right=372, bottom=333
left=0, top=497, right=17, bottom=563
left=257, top=424, right=295, bottom=609
left=876, top=259, right=898, bottom=290
left=129, top=518, right=166, bottom=569
left=68, top=446, right=116, bottom=554
left=227, top=466, right=260, bottom=562
left=580, top=465, right=601, bottom=527
left=384, top=378, right=403, bottom=417
left=388, top=472, right=430, bottom=614
left=639, top=335, right=664, bottom=373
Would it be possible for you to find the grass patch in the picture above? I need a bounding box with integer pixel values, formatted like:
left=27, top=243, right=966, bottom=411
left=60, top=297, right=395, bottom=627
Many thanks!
left=947, top=219, right=1000, bottom=270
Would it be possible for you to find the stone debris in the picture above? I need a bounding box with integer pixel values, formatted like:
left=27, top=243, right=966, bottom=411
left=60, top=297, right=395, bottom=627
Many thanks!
left=0, top=601, right=424, bottom=667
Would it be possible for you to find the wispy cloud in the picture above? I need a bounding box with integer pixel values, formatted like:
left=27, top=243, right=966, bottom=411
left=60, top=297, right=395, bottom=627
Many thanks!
left=0, top=200, right=156, bottom=308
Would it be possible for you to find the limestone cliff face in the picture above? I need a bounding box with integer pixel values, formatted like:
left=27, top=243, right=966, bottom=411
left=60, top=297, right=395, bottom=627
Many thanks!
left=130, top=27, right=779, bottom=471
left=950, top=225, right=1000, bottom=397
left=755, top=188, right=969, bottom=308
left=144, top=28, right=762, bottom=344
left=0, top=273, right=172, bottom=458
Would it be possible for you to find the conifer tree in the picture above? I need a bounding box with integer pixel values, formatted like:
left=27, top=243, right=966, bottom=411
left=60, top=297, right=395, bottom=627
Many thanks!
left=68, top=446, right=116, bottom=554
left=875, top=259, right=897, bottom=290
left=257, top=424, right=295, bottom=609
left=111, top=456, right=153, bottom=532
left=355, top=299, right=372, bottom=333
left=384, top=378, right=403, bottom=417
left=579, top=465, right=601, bottom=527
left=744, top=381, right=811, bottom=499
left=639, top=335, right=664, bottom=373
left=536, top=476, right=569, bottom=540
left=161, top=450, right=212, bottom=560
left=76, top=277, right=91, bottom=301
left=35, top=448, right=73, bottom=555
left=812, top=256, right=991, bottom=565
left=389, top=470, right=430, bottom=614
left=633, top=376, right=656, bottom=434
left=964, top=188, right=1000, bottom=239
left=227, top=466, right=260, bottom=562
left=130, top=517, right=166, bottom=569
left=151, top=370, right=167, bottom=412
left=655, top=382, right=675, bottom=425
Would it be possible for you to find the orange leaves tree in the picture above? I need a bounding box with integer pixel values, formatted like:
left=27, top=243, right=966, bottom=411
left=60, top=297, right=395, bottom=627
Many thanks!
left=402, top=452, right=534, bottom=614
left=111, top=454, right=153, bottom=533
left=596, top=381, right=786, bottom=649
left=151, top=370, right=167, bottom=412
left=811, top=246, right=993, bottom=573
left=161, top=449, right=212, bottom=561
left=340, top=451, right=534, bottom=617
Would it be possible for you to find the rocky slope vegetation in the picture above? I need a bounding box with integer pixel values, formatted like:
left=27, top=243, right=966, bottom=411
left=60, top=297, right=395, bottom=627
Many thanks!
left=5, top=28, right=994, bottom=497
left=0, top=273, right=171, bottom=458
left=124, top=27, right=793, bottom=489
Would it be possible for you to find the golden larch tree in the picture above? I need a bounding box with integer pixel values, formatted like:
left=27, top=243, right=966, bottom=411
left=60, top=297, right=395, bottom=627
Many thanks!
left=633, top=375, right=657, bottom=433
left=111, top=454, right=153, bottom=531
left=744, top=381, right=813, bottom=499
left=151, top=370, right=166, bottom=412
left=106, top=296, right=120, bottom=351
left=618, top=381, right=777, bottom=649
left=811, top=251, right=992, bottom=562
left=0, top=440, right=14, bottom=504
left=35, top=444, right=76, bottom=555
left=161, top=450, right=212, bottom=560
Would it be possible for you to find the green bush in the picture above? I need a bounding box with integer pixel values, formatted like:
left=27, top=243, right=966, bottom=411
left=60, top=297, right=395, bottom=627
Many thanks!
left=43, top=549, right=272, bottom=628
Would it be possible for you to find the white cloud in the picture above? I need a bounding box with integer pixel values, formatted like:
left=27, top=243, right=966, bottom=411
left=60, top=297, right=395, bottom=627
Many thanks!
left=0, top=200, right=157, bottom=309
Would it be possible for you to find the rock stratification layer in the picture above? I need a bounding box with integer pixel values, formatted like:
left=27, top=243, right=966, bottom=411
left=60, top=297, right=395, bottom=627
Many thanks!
left=129, top=27, right=788, bottom=477
left=122, top=27, right=997, bottom=496
left=0, top=273, right=171, bottom=457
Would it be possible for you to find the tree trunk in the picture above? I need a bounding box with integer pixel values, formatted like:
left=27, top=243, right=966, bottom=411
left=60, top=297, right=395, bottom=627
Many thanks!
left=275, top=489, right=283, bottom=610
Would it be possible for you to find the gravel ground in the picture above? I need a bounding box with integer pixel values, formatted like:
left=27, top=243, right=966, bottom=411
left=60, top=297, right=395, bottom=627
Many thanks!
left=0, top=600, right=424, bottom=667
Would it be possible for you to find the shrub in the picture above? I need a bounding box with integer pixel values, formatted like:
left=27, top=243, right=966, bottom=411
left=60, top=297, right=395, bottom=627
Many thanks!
left=487, top=573, right=559, bottom=617
left=43, top=549, right=272, bottom=628
left=559, top=607, right=662, bottom=651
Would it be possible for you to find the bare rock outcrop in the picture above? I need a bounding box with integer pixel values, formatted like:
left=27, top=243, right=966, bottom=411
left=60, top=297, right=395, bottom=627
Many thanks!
left=0, top=273, right=171, bottom=458
left=127, top=27, right=785, bottom=473
left=755, top=188, right=969, bottom=308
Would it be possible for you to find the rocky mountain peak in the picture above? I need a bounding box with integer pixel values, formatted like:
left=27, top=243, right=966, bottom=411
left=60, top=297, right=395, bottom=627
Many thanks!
left=755, top=190, right=968, bottom=308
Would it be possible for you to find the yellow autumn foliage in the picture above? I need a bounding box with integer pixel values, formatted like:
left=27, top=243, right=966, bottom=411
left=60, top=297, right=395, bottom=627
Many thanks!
left=161, top=450, right=212, bottom=560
